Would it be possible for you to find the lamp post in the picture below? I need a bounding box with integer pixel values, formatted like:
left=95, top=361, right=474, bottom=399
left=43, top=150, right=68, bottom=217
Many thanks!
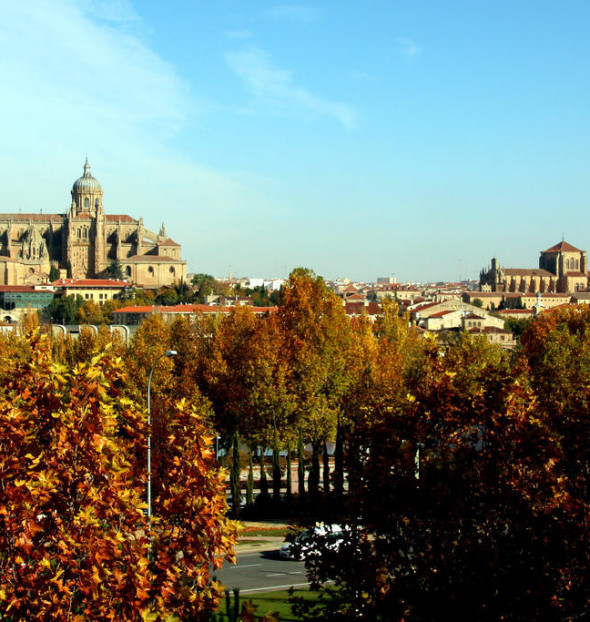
left=147, top=349, right=177, bottom=519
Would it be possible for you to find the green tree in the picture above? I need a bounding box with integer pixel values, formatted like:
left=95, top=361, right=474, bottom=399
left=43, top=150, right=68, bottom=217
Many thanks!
left=44, top=294, right=84, bottom=324
left=155, top=288, right=179, bottom=306
left=101, top=258, right=124, bottom=280
left=48, top=264, right=60, bottom=282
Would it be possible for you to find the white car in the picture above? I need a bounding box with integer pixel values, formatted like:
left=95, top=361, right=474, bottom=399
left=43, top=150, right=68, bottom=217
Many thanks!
left=279, top=524, right=345, bottom=560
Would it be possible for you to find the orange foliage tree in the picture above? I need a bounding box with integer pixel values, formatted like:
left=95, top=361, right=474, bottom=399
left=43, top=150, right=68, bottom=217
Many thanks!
left=299, top=330, right=589, bottom=621
left=0, top=331, right=236, bottom=621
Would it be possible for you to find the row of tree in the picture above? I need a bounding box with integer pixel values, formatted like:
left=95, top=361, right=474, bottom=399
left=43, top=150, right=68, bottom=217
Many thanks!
left=5, top=267, right=590, bottom=619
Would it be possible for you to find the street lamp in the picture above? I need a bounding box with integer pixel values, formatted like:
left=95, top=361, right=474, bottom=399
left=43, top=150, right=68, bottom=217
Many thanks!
left=147, top=349, right=177, bottom=519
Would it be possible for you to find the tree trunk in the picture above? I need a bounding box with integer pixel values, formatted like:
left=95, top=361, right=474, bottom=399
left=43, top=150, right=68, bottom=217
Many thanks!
left=231, top=430, right=241, bottom=518
left=272, top=427, right=281, bottom=504
left=286, top=438, right=292, bottom=501
left=298, top=428, right=305, bottom=497
left=333, top=424, right=344, bottom=498
left=308, top=440, right=320, bottom=495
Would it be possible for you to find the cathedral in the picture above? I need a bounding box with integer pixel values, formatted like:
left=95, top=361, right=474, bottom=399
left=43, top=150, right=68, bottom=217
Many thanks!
left=0, top=160, right=186, bottom=288
left=480, top=241, right=589, bottom=294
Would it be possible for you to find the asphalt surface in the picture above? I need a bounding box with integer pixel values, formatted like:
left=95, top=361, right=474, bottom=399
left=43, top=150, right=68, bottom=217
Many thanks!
left=213, top=530, right=309, bottom=594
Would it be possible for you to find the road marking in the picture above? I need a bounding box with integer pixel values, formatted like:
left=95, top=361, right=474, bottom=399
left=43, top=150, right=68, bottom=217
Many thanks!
left=234, top=563, right=262, bottom=569
left=266, top=571, right=303, bottom=577
left=240, top=582, right=310, bottom=594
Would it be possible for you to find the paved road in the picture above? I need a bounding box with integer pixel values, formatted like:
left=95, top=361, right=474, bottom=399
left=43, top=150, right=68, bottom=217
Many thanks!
left=213, top=550, right=308, bottom=595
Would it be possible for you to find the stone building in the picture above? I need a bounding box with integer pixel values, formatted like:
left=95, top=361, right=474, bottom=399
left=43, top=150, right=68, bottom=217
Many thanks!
left=480, top=241, right=588, bottom=294
left=0, top=160, right=186, bottom=288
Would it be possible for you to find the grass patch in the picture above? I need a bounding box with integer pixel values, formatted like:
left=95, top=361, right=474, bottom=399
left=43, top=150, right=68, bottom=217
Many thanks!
left=240, top=526, right=291, bottom=538
left=216, top=588, right=318, bottom=622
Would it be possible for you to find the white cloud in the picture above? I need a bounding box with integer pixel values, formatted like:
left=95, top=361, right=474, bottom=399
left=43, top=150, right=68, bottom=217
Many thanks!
left=225, top=47, right=357, bottom=129
left=0, top=0, right=269, bottom=270
left=264, top=4, right=322, bottom=24
left=81, top=0, right=142, bottom=29
left=225, top=29, right=253, bottom=41
left=398, top=37, right=421, bottom=60
left=0, top=0, right=191, bottom=145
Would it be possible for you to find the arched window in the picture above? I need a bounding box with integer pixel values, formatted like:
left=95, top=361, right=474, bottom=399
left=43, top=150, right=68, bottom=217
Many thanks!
left=126, top=266, right=132, bottom=277
left=95, top=198, right=99, bottom=208
left=169, top=267, right=175, bottom=275
left=148, top=266, right=154, bottom=276
left=77, top=229, right=81, bottom=239
left=84, top=198, right=89, bottom=208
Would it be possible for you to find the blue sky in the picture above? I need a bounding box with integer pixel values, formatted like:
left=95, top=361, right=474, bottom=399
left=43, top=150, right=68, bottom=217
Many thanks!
left=1, top=1, right=589, bottom=282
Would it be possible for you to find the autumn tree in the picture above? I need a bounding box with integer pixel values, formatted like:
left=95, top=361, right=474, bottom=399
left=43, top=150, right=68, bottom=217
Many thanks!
left=300, top=332, right=589, bottom=621
left=278, top=268, right=352, bottom=491
left=200, top=306, right=293, bottom=447
left=0, top=331, right=236, bottom=620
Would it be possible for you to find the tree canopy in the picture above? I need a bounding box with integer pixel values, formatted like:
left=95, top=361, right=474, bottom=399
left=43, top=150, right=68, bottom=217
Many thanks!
left=0, top=330, right=236, bottom=620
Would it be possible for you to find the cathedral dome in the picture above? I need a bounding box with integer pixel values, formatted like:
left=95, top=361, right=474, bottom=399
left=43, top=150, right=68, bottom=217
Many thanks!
left=72, top=159, right=102, bottom=193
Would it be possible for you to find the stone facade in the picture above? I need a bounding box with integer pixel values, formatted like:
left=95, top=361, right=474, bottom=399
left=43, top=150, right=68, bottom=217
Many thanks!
left=0, top=160, right=186, bottom=288
left=480, top=241, right=589, bottom=294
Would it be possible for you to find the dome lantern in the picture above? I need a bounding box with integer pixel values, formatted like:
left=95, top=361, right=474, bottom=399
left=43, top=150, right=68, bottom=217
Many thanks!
left=71, top=158, right=103, bottom=215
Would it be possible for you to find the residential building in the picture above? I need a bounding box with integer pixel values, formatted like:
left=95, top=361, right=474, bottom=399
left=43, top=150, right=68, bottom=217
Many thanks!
left=52, top=278, right=133, bottom=305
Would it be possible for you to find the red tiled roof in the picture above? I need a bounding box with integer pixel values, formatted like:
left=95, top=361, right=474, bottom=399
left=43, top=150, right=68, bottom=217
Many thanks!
left=502, top=268, right=554, bottom=277
left=345, top=293, right=366, bottom=301
left=159, top=238, right=181, bottom=247
left=125, top=255, right=184, bottom=264
left=429, top=310, right=455, bottom=318
left=113, top=306, right=154, bottom=313
left=105, top=215, right=138, bottom=224
left=1, top=213, right=65, bottom=222
left=412, top=302, right=439, bottom=312
left=0, top=286, right=39, bottom=293
left=543, top=241, right=581, bottom=253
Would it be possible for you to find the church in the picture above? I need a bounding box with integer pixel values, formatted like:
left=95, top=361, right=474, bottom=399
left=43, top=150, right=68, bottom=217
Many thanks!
left=480, top=241, right=589, bottom=294
left=0, top=160, right=186, bottom=288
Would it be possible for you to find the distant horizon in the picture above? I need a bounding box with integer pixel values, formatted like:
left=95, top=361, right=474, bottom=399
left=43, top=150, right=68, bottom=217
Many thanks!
left=2, top=1, right=589, bottom=283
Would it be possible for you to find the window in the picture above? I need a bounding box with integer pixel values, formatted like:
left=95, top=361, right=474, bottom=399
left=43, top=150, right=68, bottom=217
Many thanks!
left=84, top=198, right=89, bottom=208
left=148, top=266, right=154, bottom=276
left=169, top=267, right=175, bottom=275
left=126, top=266, right=132, bottom=277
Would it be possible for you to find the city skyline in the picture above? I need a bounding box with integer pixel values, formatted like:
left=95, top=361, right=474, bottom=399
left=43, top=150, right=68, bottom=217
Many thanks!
left=1, top=1, right=589, bottom=283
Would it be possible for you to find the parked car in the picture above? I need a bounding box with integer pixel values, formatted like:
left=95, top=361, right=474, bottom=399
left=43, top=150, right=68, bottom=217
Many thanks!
left=279, top=524, right=345, bottom=560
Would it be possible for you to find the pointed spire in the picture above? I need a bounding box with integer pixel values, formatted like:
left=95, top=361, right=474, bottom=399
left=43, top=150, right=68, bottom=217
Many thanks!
left=84, top=158, right=91, bottom=176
